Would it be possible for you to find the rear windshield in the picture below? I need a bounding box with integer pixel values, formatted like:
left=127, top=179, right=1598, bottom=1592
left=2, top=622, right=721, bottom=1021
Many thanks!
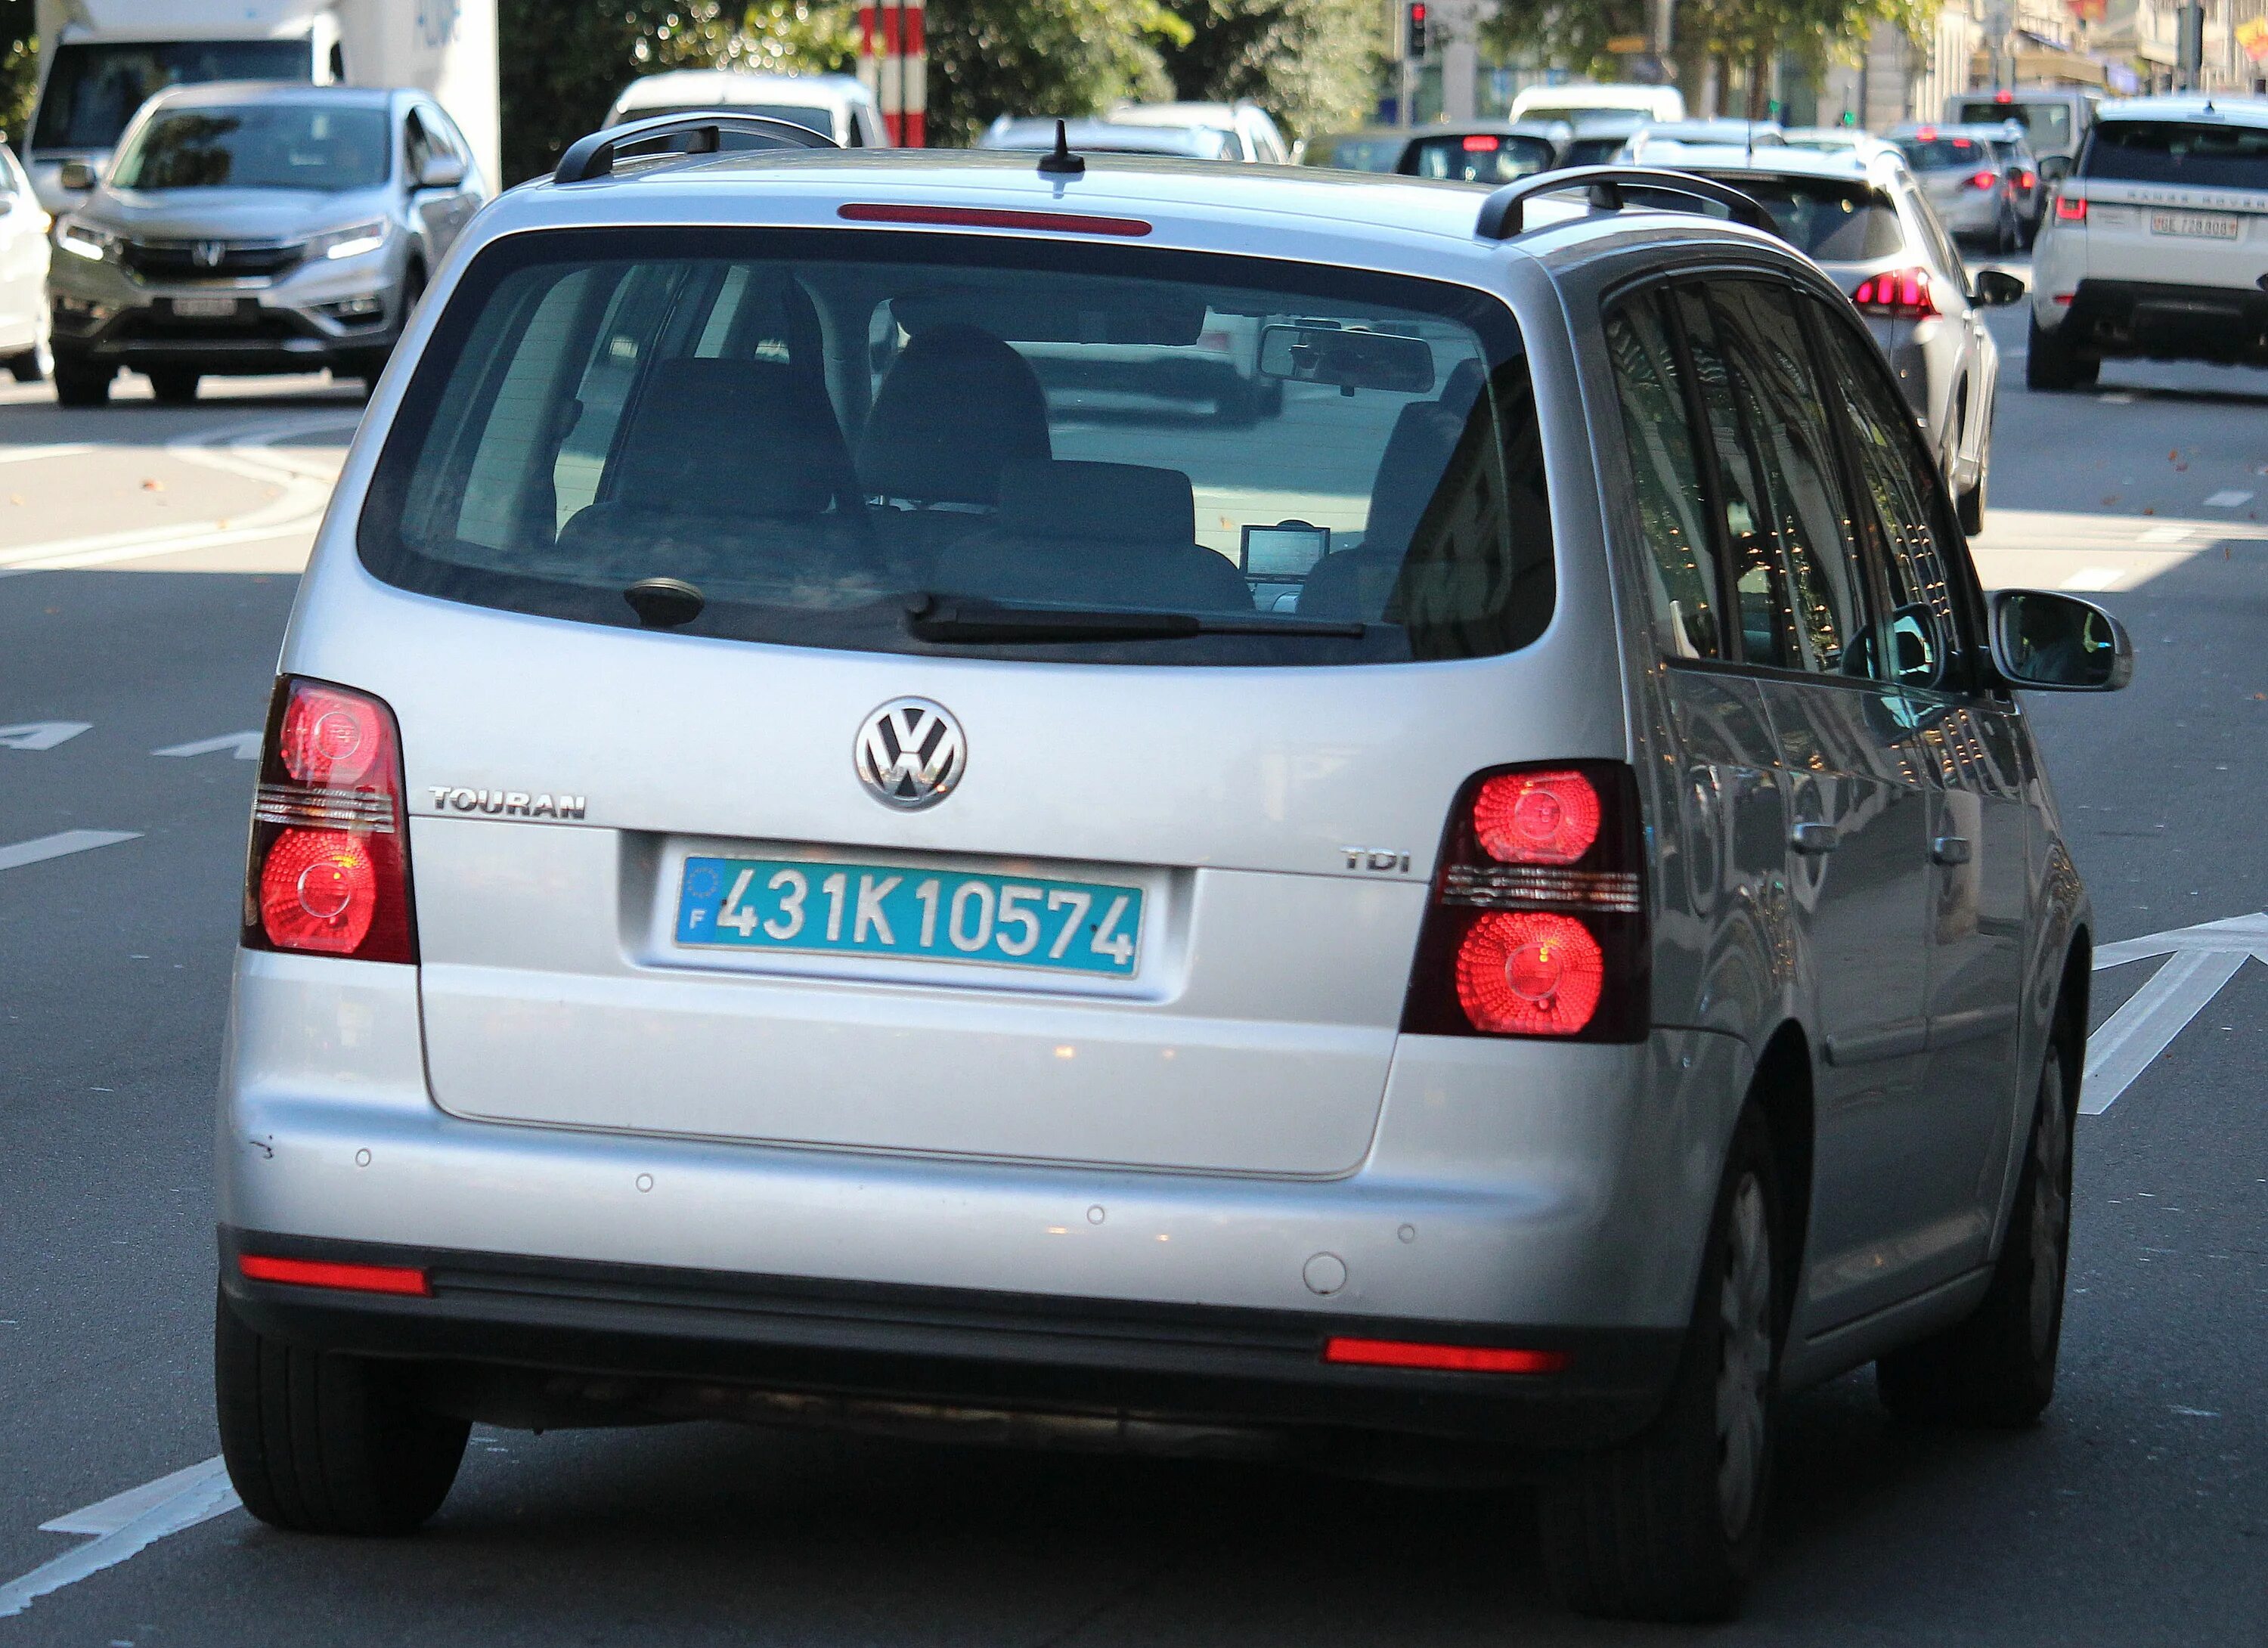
left=112, top=105, right=390, bottom=192
left=30, top=39, right=313, bottom=151
left=1895, top=135, right=1989, bottom=171
left=360, top=228, right=1552, bottom=668
left=1403, top=133, right=1556, bottom=184
left=1950, top=101, right=2071, bottom=150
left=1696, top=175, right=1903, bottom=259
left=2081, top=119, right=2268, bottom=189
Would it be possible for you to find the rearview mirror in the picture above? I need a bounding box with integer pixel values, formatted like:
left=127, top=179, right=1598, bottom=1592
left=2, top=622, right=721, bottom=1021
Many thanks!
left=1973, top=268, right=2027, bottom=307
left=417, top=152, right=467, bottom=190
left=57, top=159, right=97, bottom=193
left=1259, top=324, right=1434, bottom=395
left=1988, top=589, right=2133, bottom=691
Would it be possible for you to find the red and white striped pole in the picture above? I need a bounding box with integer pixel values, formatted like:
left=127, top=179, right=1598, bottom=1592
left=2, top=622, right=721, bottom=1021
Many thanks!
left=858, top=0, right=926, bottom=146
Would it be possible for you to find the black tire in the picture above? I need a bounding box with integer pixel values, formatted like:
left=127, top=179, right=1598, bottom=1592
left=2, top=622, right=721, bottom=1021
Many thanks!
left=1538, top=1107, right=1782, bottom=1622
left=147, top=367, right=200, bottom=405
left=2026, top=312, right=2096, bottom=392
left=215, top=1287, right=469, bottom=1535
left=1256, top=376, right=1285, bottom=418
left=1877, top=1040, right=2074, bottom=1427
left=53, top=358, right=112, bottom=407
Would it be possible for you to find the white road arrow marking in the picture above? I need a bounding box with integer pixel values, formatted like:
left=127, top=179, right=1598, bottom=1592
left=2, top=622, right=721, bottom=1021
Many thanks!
left=0, top=830, right=140, bottom=872
left=2085, top=912, right=2268, bottom=1114
left=0, top=721, right=91, bottom=751
left=153, top=730, right=261, bottom=760
left=0, top=1457, right=238, bottom=1619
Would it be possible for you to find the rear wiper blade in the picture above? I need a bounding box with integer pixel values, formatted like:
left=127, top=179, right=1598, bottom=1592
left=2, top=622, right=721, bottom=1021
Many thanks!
left=903, top=594, right=1364, bottom=643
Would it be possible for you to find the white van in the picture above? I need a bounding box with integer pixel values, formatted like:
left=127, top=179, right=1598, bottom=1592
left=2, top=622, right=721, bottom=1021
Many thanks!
left=1943, top=88, right=2097, bottom=169
left=1510, top=82, right=1687, bottom=125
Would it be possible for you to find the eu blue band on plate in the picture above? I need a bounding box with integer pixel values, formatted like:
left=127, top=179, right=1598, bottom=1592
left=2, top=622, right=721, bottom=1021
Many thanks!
left=676, top=856, right=1143, bottom=975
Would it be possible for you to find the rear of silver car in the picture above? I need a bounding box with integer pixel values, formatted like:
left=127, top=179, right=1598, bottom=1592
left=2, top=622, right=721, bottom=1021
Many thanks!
left=216, top=182, right=1715, bottom=1461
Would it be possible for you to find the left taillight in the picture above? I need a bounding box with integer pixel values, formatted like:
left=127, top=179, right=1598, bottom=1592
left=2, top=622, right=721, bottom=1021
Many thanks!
left=243, top=677, right=416, bottom=964
left=1400, top=761, right=1648, bottom=1042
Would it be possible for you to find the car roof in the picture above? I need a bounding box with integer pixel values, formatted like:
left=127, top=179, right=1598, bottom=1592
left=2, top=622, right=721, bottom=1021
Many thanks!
left=612, top=70, right=866, bottom=111
left=1565, top=110, right=1648, bottom=133
left=2097, top=94, right=2268, bottom=129
left=1623, top=142, right=1895, bottom=184
left=142, top=81, right=398, bottom=112
left=488, top=148, right=1790, bottom=277
left=1109, top=102, right=1248, bottom=128
left=1402, top=120, right=1573, bottom=141
left=980, top=119, right=1227, bottom=156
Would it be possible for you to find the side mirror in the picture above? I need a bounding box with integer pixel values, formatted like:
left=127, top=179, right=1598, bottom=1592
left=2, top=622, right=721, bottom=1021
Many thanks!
left=2039, top=155, right=2071, bottom=183
left=417, top=152, right=466, bottom=190
left=57, top=159, right=98, bottom=193
left=1973, top=268, right=2028, bottom=307
left=1988, top=589, right=2133, bottom=691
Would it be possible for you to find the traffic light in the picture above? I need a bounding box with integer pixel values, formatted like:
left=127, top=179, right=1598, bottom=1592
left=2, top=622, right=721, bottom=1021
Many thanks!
left=1405, top=2, right=1427, bottom=58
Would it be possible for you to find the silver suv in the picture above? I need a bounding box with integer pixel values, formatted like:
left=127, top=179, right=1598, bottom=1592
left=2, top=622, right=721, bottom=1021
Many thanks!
left=212, top=132, right=2131, bottom=1622
left=46, top=82, right=488, bottom=405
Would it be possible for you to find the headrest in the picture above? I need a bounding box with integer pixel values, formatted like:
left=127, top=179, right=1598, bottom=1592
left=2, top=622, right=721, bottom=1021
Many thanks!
left=610, top=358, right=840, bottom=517
left=995, top=460, right=1196, bottom=547
left=1363, top=399, right=1465, bottom=556
left=858, top=324, right=1052, bottom=505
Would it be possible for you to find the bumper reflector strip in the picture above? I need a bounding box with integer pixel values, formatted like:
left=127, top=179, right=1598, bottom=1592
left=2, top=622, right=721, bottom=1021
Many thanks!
left=238, top=1254, right=431, bottom=1296
left=1322, top=1337, right=1569, bottom=1374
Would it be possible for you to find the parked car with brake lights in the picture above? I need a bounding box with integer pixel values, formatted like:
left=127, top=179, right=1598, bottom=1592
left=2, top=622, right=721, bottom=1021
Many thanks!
left=211, top=118, right=2128, bottom=1624
left=1891, top=122, right=2025, bottom=249
left=2028, top=96, right=2268, bottom=392
left=45, top=82, right=488, bottom=405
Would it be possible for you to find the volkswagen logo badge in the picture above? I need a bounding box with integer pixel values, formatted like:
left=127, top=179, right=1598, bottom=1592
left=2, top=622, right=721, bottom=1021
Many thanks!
left=855, top=698, right=965, bottom=810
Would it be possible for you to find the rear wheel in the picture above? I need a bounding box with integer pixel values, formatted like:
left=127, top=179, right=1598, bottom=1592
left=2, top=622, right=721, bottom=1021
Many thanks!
left=147, top=367, right=200, bottom=405
left=2026, top=312, right=2096, bottom=392
left=215, top=1287, right=469, bottom=1535
left=1538, top=1108, right=1781, bottom=1622
left=53, top=358, right=112, bottom=407
left=1877, top=1041, right=2074, bottom=1427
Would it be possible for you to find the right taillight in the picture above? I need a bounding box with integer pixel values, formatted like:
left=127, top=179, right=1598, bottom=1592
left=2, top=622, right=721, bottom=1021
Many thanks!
left=1851, top=268, right=1941, bottom=321
left=2054, top=192, right=2087, bottom=221
left=1401, top=761, right=1647, bottom=1042
left=243, top=677, right=416, bottom=964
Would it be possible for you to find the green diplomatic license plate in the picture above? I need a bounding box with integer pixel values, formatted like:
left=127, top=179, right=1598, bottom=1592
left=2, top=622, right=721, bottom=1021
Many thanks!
left=675, top=856, right=1143, bottom=975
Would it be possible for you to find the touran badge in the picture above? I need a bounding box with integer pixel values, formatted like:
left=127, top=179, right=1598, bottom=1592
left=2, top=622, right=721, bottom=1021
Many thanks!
left=856, top=698, right=965, bottom=810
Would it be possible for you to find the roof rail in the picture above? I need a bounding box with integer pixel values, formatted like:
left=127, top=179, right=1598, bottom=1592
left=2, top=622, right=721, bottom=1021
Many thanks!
left=1475, top=166, right=1775, bottom=240
left=554, top=112, right=838, bottom=185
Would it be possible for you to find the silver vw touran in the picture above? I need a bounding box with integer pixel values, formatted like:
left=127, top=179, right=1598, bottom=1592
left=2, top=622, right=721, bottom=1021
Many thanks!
left=215, top=123, right=2132, bottom=1622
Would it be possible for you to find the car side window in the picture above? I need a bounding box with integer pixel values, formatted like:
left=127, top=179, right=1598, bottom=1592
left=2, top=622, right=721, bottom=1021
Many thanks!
left=1811, top=307, right=1965, bottom=689
left=1704, top=280, right=1874, bottom=677
left=1668, top=288, right=1793, bottom=668
left=1603, top=294, right=1721, bottom=660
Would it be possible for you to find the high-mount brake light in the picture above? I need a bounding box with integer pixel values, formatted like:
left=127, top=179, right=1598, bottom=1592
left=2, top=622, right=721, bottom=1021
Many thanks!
left=1461, top=134, right=1500, bottom=151
left=237, top=1254, right=430, bottom=1296
left=1401, top=760, right=1647, bottom=1042
left=2055, top=193, right=2087, bottom=221
left=1323, top=1337, right=1569, bottom=1374
left=837, top=203, right=1153, bottom=237
left=243, top=677, right=416, bottom=964
left=1850, top=268, right=1939, bottom=321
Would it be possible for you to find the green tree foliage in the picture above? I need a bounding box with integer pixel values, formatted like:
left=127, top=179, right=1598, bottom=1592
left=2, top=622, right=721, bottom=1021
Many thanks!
left=1154, top=0, right=1384, bottom=141
left=499, top=0, right=856, bottom=184
left=925, top=0, right=1185, bottom=147
left=2, top=0, right=34, bottom=146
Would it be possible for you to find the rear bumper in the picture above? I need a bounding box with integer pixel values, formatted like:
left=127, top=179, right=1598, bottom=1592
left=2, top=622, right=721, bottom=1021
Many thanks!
left=2056, top=278, right=2268, bottom=364
left=219, top=1227, right=1684, bottom=1450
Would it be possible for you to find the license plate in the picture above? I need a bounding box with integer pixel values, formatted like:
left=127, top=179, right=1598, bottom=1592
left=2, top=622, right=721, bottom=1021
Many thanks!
left=169, top=296, right=239, bottom=318
left=675, top=856, right=1143, bottom=975
left=2150, top=211, right=2242, bottom=240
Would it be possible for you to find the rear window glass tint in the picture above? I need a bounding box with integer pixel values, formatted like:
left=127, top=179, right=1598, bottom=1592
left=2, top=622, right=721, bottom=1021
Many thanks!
left=2082, top=119, right=2268, bottom=189
left=1896, top=136, right=1988, bottom=170
left=1697, top=174, right=1904, bottom=259
left=1950, top=101, right=2072, bottom=148
left=359, top=228, right=1553, bottom=668
left=1404, top=133, right=1556, bottom=183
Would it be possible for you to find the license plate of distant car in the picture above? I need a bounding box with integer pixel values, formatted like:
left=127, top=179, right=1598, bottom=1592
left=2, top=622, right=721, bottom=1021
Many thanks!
left=170, top=296, right=239, bottom=318
left=2149, top=211, right=2241, bottom=240
left=675, top=855, right=1143, bottom=974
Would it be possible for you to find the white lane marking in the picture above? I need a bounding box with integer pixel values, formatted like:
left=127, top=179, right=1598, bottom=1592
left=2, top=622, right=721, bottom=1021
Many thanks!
left=41, top=1459, right=228, bottom=1536
left=2136, top=525, right=2195, bottom=544
left=2084, top=912, right=2268, bottom=1114
left=2096, top=392, right=2136, bottom=404
left=0, top=442, right=95, bottom=467
left=153, top=731, right=260, bottom=760
left=2204, top=490, right=2254, bottom=508
left=0, top=1457, right=238, bottom=1620
left=0, top=721, right=91, bottom=751
left=0, top=413, right=353, bottom=572
left=0, top=830, right=140, bottom=872
left=2060, top=566, right=2127, bottom=591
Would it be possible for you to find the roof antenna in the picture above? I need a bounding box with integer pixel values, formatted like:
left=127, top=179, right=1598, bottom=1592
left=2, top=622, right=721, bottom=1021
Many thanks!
left=1038, top=118, right=1085, bottom=178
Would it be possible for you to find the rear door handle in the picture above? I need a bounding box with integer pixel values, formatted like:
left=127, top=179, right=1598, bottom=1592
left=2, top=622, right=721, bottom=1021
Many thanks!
left=1790, top=822, right=1839, bottom=854
left=1932, top=835, right=1972, bottom=866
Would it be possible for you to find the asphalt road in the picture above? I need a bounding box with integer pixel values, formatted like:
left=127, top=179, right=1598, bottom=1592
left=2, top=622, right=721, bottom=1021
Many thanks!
left=2, top=315, right=2265, bottom=1646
